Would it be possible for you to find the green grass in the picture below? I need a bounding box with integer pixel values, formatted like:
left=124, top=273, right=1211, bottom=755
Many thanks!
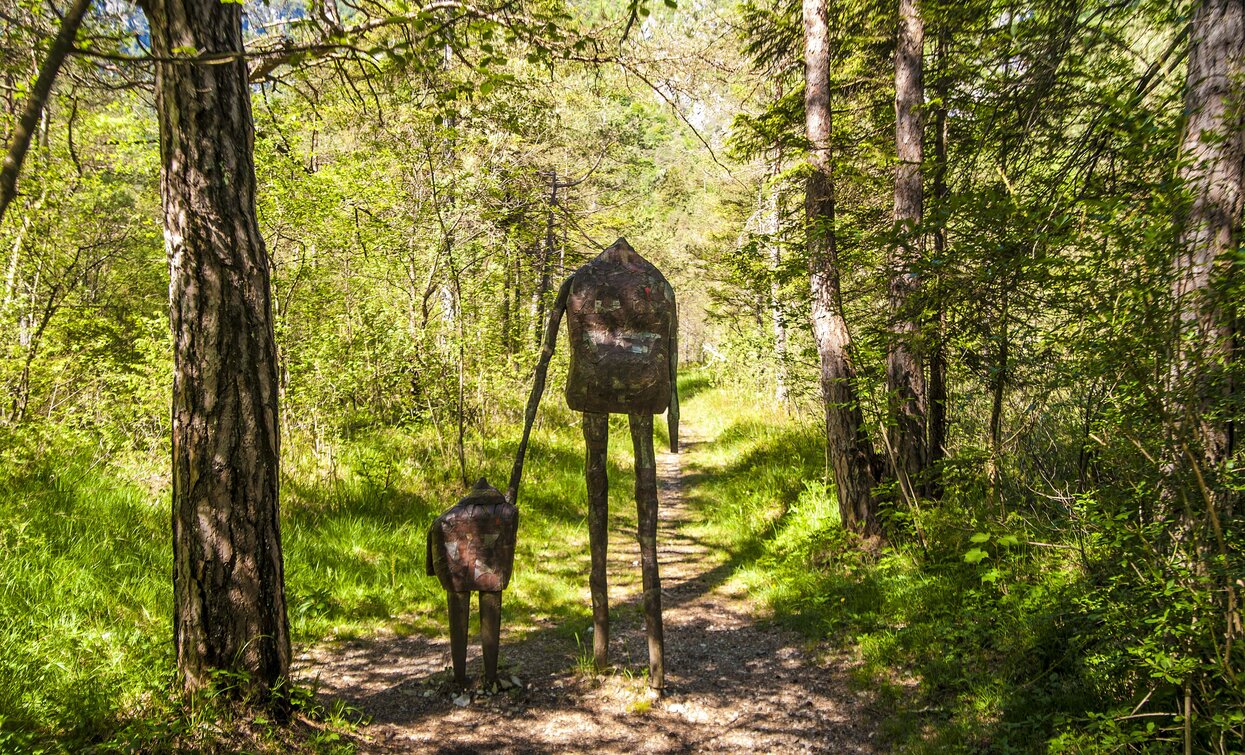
left=0, top=392, right=651, bottom=752
left=0, top=437, right=171, bottom=752
left=677, top=372, right=1125, bottom=753
left=0, top=368, right=1215, bottom=752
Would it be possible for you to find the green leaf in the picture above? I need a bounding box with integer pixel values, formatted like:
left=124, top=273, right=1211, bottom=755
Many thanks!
left=970, top=532, right=990, bottom=544
left=997, top=535, right=1020, bottom=547
left=963, top=548, right=989, bottom=564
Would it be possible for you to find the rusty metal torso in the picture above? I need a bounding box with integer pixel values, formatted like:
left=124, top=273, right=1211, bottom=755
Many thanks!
left=426, top=478, right=518, bottom=592
left=565, top=239, right=675, bottom=415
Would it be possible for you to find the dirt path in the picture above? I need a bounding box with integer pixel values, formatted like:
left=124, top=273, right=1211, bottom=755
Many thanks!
left=296, top=434, right=879, bottom=753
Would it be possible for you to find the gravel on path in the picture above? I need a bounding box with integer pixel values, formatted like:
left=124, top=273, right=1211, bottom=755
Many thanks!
left=295, top=430, right=880, bottom=754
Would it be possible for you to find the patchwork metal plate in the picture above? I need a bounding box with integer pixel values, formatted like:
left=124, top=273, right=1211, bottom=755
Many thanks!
left=426, top=478, right=518, bottom=592
left=565, top=238, right=676, bottom=414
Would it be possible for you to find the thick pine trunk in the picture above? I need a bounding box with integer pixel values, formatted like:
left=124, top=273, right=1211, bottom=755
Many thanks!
left=887, top=0, right=928, bottom=497
left=804, top=0, right=881, bottom=535
left=141, top=0, right=291, bottom=698
left=1172, top=0, right=1243, bottom=483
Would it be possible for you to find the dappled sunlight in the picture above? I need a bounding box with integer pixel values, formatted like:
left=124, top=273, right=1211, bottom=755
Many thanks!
left=292, top=386, right=881, bottom=751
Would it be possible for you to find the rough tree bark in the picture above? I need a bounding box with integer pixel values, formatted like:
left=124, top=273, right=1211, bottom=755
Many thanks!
left=139, top=0, right=291, bottom=699
left=803, top=0, right=881, bottom=535
left=887, top=0, right=928, bottom=498
left=1172, top=0, right=1243, bottom=486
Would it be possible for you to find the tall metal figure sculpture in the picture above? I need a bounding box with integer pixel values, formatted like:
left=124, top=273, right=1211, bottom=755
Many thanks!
left=511, top=237, right=679, bottom=690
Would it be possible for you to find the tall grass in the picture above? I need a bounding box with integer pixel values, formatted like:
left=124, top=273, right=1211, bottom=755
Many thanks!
left=1, top=366, right=1152, bottom=752
left=678, top=372, right=1125, bottom=752
left=0, top=396, right=648, bottom=751
left=0, top=429, right=171, bottom=752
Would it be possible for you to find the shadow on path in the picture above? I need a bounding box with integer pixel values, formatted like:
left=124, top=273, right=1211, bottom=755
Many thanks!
left=296, top=433, right=880, bottom=754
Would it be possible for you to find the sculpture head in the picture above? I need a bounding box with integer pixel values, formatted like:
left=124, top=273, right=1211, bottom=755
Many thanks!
left=564, top=238, right=677, bottom=415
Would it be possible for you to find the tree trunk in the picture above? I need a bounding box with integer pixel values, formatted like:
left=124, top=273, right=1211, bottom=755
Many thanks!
left=140, top=0, right=291, bottom=700
left=927, top=24, right=949, bottom=494
left=987, top=298, right=1008, bottom=508
left=1172, top=0, right=1243, bottom=487
left=803, top=0, right=881, bottom=536
left=501, top=232, right=513, bottom=357
left=0, top=0, right=91, bottom=229
left=534, top=171, right=556, bottom=347
left=886, top=0, right=928, bottom=499
left=766, top=148, right=789, bottom=405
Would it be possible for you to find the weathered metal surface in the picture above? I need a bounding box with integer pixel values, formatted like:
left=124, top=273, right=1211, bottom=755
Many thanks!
left=583, top=412, right=611, bottom=670
left=446, top=590, right=470, bottom=684
left=565, top=238, right=676, bottom=415
left=426, top=478, right=518, bottom=593
left=629, top=413, right=664, bottom=689
left=444, top=590, right=503, bottom=685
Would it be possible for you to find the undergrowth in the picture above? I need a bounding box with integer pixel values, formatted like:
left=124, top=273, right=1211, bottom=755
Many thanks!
left=4, top=367, right=1240, bottom=752
left=681, top=370, right=1243, bottom=753
left=0, top=385, right=646, bottom=752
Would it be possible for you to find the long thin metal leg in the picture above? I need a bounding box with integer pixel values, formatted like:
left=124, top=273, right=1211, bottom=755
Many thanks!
left=479, top=591, right=502, bottom=686
left=447, top=590, right=471, bottom=685
left=629, top=413, right=664, bottom=689
left=583, top=411, right=611, bottom=670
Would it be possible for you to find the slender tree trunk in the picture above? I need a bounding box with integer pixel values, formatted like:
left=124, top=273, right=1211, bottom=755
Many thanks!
left=767, top=183, right=789, bottom=405
left=534, top=171, right=557, bottom=347
left=987, top=298, right=1009, bottom=508
left=0, top=0, right=91, bottom=229
left=513, top=243, right=524, bottom=361
left=1172, top=0, right=1243, bottom=489
left=927, top=25, right=949, bottom=493
left=501, top=232, right=513, bottom=357
left=766, top=146, right=789, bottom=405
left=140, top=0, right=291, bottom=700
left=887, top=0, right=928, bottom=498
left=803, top=0, right=881, bottom=536
left=3, top=208, right=37, bottom=312
left=8, top=280, right=61, bottom=424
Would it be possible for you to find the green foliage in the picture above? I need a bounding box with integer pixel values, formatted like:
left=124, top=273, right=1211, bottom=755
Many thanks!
left=0, top=388, right=662, bottom=749
left=3, top=0, right=1243, bottom=750
left=686, top=373, right=1244, bottom=751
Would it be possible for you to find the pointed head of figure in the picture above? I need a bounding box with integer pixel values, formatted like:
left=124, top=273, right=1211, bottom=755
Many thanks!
left=564, top=238, right=676, bottom=414
left=604, top=237, right=642, bottom=269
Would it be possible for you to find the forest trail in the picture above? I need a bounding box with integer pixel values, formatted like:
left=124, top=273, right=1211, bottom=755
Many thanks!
left=295, top=427, right=880, bottom=754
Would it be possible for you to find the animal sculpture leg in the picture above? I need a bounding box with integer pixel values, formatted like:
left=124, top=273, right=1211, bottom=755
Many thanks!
left=629, top=412, right=665, bottom=690
left=583, top=411, right=611, bottom=670
left=479, top=591, right=502, bottom=686
left=447, top=590, right=471, bottom=684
